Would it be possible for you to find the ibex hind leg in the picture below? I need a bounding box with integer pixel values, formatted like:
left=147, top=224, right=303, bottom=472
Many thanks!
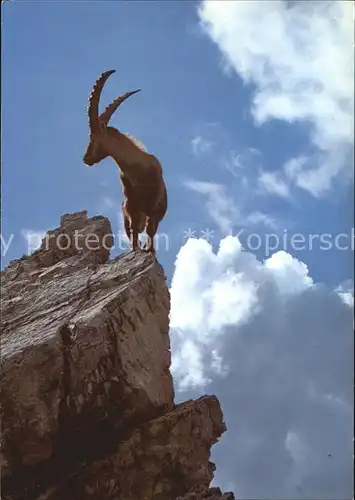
left=121, top=203, right=131, bottom=241
left=143, top=217, right=159, bottom=253
left=128, top=224, right=139, bottom=251
left=123, top=199, right=147, bottom=251
left=121, top=203, right=137, bottom=250
left=124, top=212, right=142, bottom=252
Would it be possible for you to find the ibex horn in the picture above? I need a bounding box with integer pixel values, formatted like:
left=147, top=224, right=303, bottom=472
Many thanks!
left=87, top=69, right=116, bottom=132
left=99, top=89, right=141, bottom=126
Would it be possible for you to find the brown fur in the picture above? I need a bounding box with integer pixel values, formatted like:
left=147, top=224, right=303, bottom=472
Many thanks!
left=82, top=70, right=167, bottom=253
left=122, top=133, right=147, bottom=153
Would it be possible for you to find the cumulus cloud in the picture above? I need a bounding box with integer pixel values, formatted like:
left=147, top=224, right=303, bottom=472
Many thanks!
left=336, top=279, right=354, bottom=308
left=170, top=236, right=353, bottom=499
left=197, top=0, right=354, bottom=197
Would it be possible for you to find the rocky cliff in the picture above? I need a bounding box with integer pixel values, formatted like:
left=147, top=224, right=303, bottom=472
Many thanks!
left=0, top=211, right=234, bottom=500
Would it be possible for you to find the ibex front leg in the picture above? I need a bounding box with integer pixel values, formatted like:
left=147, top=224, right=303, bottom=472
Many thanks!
left=129, top=219, right=140, bottom=251
left=124, top=204, right=141, bottom=252
left=144, top=217, right=158, bottom=253
left=121, top=202, right=131, bottom=241
left=121, top=202, right=137, bottom=250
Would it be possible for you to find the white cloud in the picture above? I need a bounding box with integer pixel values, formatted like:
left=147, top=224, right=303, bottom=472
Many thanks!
left=184, top=179, right=278, bottom=231
left=188, top=123, right=293, bottom=214
left=169, top=235, right=353, bottom=499
left=258, top=171, right=290, bottom=198
left=246, top=211, right=277, bottom=230
left=197, top=0, right=354, bottom=197
left=284, top=156, right=308, bottom=181
left=225, top=147, right=262, bottom=181
left=335, top=279, right=354, bottom=308
left=264, top=250, right=313, bottom=295
left=170, top=236, right=257, bottom=333
left=184, top=180, right=240, bottom=233
left=339, top=293, right=354, bottom=308
left=170, top=237, right=314, bottom=385
left=21, top=229, right=46, bottom=254
left=171, top=337, right=209, bottom=390
left=191, top=135, right=213, bottom=156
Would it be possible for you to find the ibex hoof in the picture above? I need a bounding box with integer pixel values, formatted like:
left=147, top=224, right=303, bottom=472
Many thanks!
left=143, top=246, right=155, bottom=253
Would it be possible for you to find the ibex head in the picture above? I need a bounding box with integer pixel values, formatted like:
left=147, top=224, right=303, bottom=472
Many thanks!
left=83, top=69, right=140, bottom=166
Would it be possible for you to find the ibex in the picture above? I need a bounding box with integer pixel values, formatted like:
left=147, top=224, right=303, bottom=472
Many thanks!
left=83, top=69, right=167, bottom=253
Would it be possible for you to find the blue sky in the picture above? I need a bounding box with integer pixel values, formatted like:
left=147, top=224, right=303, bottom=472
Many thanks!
left=2, top=0, right=353, bottom=285
left=2, top=1, right=354, bottom=499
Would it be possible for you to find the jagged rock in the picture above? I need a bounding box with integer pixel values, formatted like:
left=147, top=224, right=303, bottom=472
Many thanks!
left=176, top=486, right=235, bottom=500
left=0, top=211, right=234, bottom=500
